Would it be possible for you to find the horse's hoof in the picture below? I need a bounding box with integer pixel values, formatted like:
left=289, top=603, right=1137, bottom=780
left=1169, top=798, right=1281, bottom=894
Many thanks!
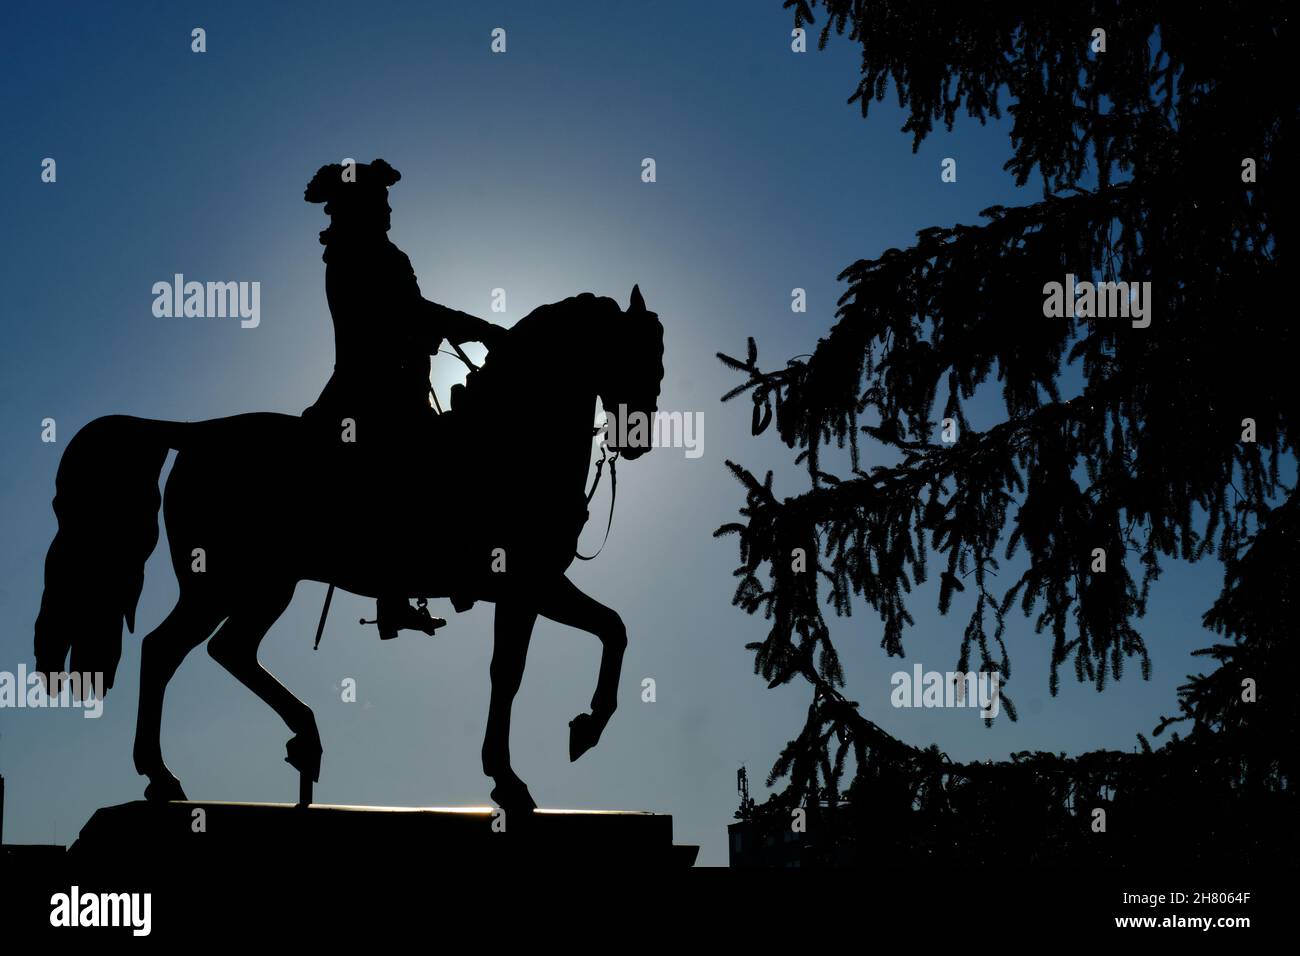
left=568, top=712, right=603, bottom=762
left=490, top=780, right=538, bottom=819
left=144, top=776, right=187, bottom=802
left=285, top=733, right=322, bottom=783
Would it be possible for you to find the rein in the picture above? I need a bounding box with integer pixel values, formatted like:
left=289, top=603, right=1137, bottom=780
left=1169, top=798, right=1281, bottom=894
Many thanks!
left=429, top=348, right=621, bottom=561
left=576, top=427, right=619, bottom=561
left=428, top=343, right=480, bottom=414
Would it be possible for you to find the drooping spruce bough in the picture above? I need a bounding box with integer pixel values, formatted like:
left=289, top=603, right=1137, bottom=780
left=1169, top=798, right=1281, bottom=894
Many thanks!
left=718, top=1, right=1295, bottom=865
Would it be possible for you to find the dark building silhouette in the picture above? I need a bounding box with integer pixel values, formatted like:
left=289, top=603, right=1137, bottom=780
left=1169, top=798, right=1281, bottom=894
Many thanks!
left=0, top=774, right=66, bottom=867
left=728, top=803, right=854, bottom=867
left=727, top=768, right=854, bottom=867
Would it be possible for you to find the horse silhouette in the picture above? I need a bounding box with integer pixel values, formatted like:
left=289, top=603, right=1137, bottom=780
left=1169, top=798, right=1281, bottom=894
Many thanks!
left=33, top=286, right=664, bottom=817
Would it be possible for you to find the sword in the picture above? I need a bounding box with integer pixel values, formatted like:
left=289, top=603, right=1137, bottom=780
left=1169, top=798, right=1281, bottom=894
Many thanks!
left=313, top=583, right=334, bottom=650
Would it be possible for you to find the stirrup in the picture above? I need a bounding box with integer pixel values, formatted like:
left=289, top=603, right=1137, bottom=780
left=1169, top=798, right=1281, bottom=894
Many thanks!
left=370, top=598, right=447, bottom=641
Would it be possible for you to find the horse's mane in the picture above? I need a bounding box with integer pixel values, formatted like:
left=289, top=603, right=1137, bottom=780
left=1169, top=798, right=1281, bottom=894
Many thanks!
left=458, top=293, right=620, bottom=404
left=453, top=291, right=663, bottom=431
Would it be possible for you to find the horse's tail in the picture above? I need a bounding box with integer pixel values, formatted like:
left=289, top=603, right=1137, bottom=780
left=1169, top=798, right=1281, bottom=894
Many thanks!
left=34, top=415, right=187, bottom=693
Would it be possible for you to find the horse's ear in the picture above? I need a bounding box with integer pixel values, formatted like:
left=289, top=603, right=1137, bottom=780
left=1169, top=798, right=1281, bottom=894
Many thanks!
left=628, top=284, right=646, bottom=313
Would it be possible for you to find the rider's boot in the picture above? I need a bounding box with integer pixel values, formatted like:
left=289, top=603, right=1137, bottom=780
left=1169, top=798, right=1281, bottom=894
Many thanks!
left=376, top=596, right=446, bottom=640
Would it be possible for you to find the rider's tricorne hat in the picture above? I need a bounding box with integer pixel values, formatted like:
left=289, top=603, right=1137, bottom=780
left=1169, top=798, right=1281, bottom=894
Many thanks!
left=304, top=158, right=401, bottom=207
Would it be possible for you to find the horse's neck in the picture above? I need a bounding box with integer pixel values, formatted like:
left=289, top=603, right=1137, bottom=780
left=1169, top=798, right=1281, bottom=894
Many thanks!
left=537, top=309, right=602, bottom=488
left=517, top=381, right=598, bottom=493
left=475, top=305, right=601, bottom=493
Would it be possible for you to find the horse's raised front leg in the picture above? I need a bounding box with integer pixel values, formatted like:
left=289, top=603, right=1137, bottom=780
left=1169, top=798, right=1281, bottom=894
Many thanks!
left=134, top=593, right=226, bottom=801
left=536, top=575, right=627, bottom=762
left=483, top=599, right=539, bottom=818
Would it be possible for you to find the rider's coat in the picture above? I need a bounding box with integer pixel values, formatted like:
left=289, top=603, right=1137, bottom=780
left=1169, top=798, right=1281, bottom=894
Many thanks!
left=304, top=234, right=491, bottom=446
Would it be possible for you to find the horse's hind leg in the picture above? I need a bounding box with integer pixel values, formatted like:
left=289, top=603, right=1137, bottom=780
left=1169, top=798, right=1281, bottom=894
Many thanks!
left=204, top=583, right=320, bottom=804
left=134, top=593, right=226, bottom=801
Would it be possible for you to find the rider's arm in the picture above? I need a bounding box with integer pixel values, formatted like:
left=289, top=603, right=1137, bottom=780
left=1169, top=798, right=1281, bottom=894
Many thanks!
left=421, top=299, right=505, bottom=350
left=395, top=248, right=504, bottom=351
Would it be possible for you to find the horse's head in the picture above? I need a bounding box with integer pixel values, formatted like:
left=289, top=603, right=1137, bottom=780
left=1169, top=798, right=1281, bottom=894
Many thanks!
left=451, top=285, right=662, bottom=462
left=600, top=285, right=665, bottom=461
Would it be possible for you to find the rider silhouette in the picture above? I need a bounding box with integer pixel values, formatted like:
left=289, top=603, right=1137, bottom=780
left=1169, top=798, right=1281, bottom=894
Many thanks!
left=303, top=158, right=504, bottom=640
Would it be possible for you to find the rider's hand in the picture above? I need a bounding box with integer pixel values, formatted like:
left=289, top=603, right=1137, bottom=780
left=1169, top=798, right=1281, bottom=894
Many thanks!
left=478, top=323, right=506, bottom=350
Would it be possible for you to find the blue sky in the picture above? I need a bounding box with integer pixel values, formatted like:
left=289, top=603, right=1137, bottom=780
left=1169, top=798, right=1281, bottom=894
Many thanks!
left=0, top=1, right=1230, bottom=865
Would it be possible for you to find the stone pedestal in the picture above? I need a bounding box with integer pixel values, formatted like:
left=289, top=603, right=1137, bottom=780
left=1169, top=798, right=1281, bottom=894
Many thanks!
left=68, top=800, right=698, bottom=869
